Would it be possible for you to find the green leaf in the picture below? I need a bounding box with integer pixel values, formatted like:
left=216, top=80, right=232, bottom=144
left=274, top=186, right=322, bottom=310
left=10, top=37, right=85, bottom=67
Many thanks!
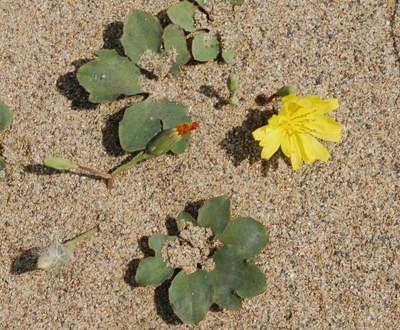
left=43, top=157, right=79, bottom=170
left=135, top=257, right=175, bottom=285
left=135, top=234, right=177, bottom=285
left=119, top=97, right=191, bottom=154
left=121, top=11, right=162, bottom=64
left=0, top=102, right=13, bottom=133
left=169, top=269, right=214, bottom=324
left=210, top=245, right=266, bottom=310
left=215, top=217, right=269, bottom=254
left=77, top=50, right=142, bottom=103
left=177, top=212, right=196, bottom=230
left=0, top=158, right=7, bottom=181
left=222, top=44, right=236, bottom=63
left=197, top=196, right=230, bottom=234
left=149, top=234, right=178, bottom=257
left=167, top=1, right=198, bottom=33
left=228, top=0, right=245, bottom=4
left=162, top=24, right=191, bottom=73
left=192, top=33, right=220, bottom=62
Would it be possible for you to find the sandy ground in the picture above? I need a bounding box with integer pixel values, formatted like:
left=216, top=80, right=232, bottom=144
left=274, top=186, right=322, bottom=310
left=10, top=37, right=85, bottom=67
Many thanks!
left=0, top=0, right=399, bottom=329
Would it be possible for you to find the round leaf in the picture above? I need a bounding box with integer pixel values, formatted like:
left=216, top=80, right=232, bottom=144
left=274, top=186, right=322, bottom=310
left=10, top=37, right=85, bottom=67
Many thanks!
left=197, top=196, right=230, bottom=234
left=162, top=24, right=191, bottom=73
left=210, top=245, right=266, bottom=310
left=215, top=217, right=269, bottom=254
left=0, top=158, right=7, bottom=181
left=149, top=234, right=178, bottom=257
left=177, top=212, right=196, bottom=230
left=169, top=269, right=214, bottom=324
left=135, top=234, right=177, bottom=285
left=119, top=98, right=191, bottom=153
left=121, top=11, right=162, bottom=64
left=77, top=50, right=142, bottom=103
left=192, top=33, right=219, bottom=62
left=222, top=44, right=236, bottom=63
left=135, top=257, right=174, bottom=285
left=0, top=102, right=12, bottom=133
left=167, top=1, right=198, bottom=33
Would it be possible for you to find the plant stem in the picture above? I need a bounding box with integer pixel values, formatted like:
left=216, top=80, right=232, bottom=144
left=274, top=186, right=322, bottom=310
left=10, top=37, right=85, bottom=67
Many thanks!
left=65, top=226, right=99, bottom=248
left=111, top=151, right=150, bottom=177
left=78, top=165, right=112, bottom=179
left=264, top=93, right=277, bottom=105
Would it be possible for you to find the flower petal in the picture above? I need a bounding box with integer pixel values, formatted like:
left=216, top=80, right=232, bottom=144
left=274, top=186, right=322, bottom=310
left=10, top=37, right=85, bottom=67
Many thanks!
left=260, top=129, right=281, bottom=160
left=253, top=125, right=271, bottom=141
left=304, top=115, right=343, bottom=141
left=281, top=94, right=300, bottom=107
left=295, top=133, right=317, bottom=164
left=290, top=134, right=302, bottom=170
left=314, top=98, right=339, bottom=114
left=280, top=131, right=293, bottom=157
left=310, top=137, right=331, bottom=162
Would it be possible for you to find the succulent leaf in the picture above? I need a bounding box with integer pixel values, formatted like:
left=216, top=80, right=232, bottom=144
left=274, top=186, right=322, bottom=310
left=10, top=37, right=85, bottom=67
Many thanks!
left=135, top=234, right=177, bottom=285
left=222, top=45, right=236, bottom=63
left=135, top=256, right=175, bottom=285
left=210, top=245, right=266, bottom=310
left=0, top=102, right=12, bottom=133
left=121, top=11, right=163, bottom=64
left=0, top=159, right=7, bottom=181
left=177, top=211, right=196, bottom=229
left=167, top=1, right=198, bottom=33
left=149, top=234, right=178, bottom=256
left=197, top=196, right=230, bottom=234
left=119, top=97, right=191, bottom=154
left=169, top=269, right=214, bottom=324
left=77, top=50, right=142, bottom=103
left=162, top=24, right=191, bottom=73
left=215, top=217, right=269, bottom=254
left=192, top=33, right=220, bottom=62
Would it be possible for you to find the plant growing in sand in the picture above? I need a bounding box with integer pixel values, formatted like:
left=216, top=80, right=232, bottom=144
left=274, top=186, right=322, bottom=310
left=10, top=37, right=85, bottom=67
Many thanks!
left=44, top=121, right=198, bottom=189
left=44, top=11, right=199, bottom=189
left=167, top=0, right=244, bottom=63
left=135, top=196, right=269, bottom=324
left=37, top=226, right=99, bottom=270
left=0, top=102, right=13, bottom=181
left=226, top=73, right=239, bottom=105
left=253, top=86, right=343, bottom=170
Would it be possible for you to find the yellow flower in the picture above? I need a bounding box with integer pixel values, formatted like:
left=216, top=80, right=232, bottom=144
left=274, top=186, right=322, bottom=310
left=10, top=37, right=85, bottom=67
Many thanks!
left=253, top=94, right=342, bottom=170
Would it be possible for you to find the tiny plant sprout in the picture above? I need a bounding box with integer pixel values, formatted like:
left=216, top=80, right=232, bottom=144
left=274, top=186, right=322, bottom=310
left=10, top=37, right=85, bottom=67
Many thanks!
left=262, top=85, right=296, bottom=106
left=37, top=226, right=99, bottom=270
left=227, top=73, right=239, bottom=105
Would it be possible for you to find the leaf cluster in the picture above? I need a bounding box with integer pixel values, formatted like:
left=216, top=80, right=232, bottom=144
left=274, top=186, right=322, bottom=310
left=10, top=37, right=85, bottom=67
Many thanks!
left=167, top=0, right=244, bottom=63
left=77, top=11, right=194, bottom=154
left=135, top=196, right=269, bottom=324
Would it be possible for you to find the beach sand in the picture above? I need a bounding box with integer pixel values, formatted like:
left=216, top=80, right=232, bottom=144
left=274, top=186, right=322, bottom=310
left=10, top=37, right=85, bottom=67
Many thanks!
left=0, top=0, right=399, bottom=328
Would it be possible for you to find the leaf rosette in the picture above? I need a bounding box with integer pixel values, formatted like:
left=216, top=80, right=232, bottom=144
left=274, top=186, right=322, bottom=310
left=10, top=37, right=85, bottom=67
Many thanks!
left=135, top=196, right=269, bottom=324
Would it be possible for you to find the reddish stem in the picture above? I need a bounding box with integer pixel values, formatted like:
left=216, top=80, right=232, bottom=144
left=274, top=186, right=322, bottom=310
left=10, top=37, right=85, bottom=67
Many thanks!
left=78, top=165, right=111, bottom=179
left=264, top=93, right=277, bottom=105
